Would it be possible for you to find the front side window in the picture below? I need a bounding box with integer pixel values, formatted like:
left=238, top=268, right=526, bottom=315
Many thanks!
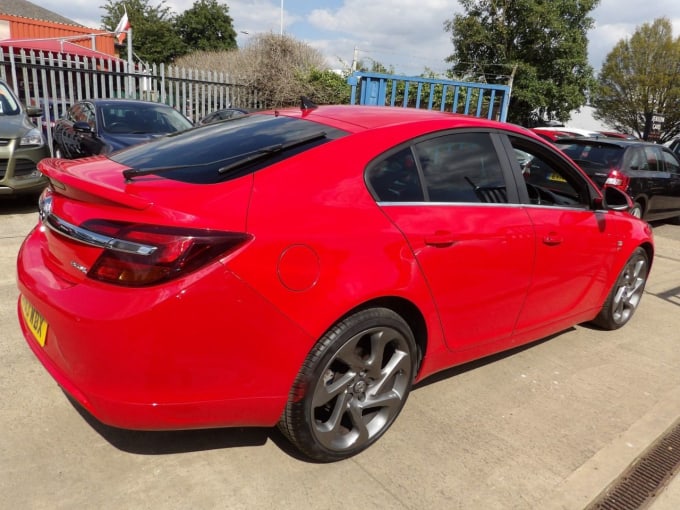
left=511, top=136, right=588, bottom=208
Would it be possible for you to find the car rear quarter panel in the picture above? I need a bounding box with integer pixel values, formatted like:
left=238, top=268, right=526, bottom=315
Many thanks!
left=229, top=128, right=450, bottom=372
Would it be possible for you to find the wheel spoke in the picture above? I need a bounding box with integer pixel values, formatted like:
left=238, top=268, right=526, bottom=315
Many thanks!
left=363, top=389, right=403, bottom=411
left=312, top=371, right=354, bottom=407
left=347, top=400, right=370, bottom=444
left=371, top=349, right=410, bottom=396
left=315, top=391, right=352, bottom=437
left=335, top=334, right=372, bottom=371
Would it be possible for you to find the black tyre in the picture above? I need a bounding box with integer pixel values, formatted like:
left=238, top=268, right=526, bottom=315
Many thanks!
left=592, top=247, right=649, bottom=330
left=629, top=202, right=643, bottom=219
left=279, top=308, right=417, bottom=462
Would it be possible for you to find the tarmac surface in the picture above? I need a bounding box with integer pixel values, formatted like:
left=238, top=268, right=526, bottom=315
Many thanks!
left=2, top=195, right=680, bottom=510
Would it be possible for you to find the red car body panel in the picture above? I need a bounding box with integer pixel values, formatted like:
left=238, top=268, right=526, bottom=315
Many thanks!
left=16, top=105, right=654, bottom=431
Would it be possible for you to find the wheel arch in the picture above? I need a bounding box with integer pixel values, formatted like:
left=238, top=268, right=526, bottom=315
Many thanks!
left=639, top=241, right=654, bottom=271
left=337, top=296, right=428, bottom=374
left=632, top=194, right=648, bottom=216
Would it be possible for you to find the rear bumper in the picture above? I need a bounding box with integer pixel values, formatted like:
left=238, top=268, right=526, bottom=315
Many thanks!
left=17, top=227, right=314, bottom=430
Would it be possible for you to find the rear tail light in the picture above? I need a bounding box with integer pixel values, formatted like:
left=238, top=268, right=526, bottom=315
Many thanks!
left=82, top=220, right=251, bottom=287
left=604, top=169, right=629, bottom=190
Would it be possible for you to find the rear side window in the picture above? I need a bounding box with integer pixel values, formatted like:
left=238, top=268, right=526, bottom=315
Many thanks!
left=661, top=149, right=680, bottom=174
left=367, top=132, right=508, bottom=204
left=366, top=148, right=424, bottom=202
left=644, top=146, right=661, bottom=171
left=112, top=114, right=348, bottom=184
left=415, top=132, right=507, bottom=203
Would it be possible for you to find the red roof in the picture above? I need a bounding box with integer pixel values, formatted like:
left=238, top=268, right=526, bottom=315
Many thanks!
left=1, top=38, right=122, bottom=61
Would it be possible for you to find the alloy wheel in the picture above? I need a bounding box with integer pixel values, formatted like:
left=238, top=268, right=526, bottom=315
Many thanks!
left=309, top=325, right=413, bottom=452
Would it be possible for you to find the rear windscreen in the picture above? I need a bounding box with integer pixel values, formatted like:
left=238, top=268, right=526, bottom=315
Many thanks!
left=112, top=114, right=348, bottom=184
left=556, top=143, right=623, bottom=168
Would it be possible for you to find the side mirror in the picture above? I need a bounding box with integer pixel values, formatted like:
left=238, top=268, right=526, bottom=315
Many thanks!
left=25, top=106, right=43, bottom=118
left=73, top=121, right=93, bottom=134
left=600, top=185, right=633, bottom=211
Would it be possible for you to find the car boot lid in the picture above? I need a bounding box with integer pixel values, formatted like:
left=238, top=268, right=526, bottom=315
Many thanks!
left=39, top=157, right=152, bottom=210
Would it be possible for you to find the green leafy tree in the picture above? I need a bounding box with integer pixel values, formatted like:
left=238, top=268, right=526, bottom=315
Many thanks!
left=101, top=0, right=187, bottom=64
left=444, top=0, right=599, bottom=126
left=302, top=69, right=351, bottom=105
left=175, top=0, right=237, bottom=52
left=593, top=18, right=680, bottom=141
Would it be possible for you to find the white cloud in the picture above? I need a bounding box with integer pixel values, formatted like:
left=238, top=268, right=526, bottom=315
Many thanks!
left=27, top=0, right=680, bottom=76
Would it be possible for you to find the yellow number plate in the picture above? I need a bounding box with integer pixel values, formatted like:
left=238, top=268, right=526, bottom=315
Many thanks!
left=20, top=296, right=48, bottom=347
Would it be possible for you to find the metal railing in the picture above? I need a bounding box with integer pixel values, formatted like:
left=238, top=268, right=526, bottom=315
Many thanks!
left=0, top=46, right=263, bottom=154
left=348, top=71, right=511, bottom=122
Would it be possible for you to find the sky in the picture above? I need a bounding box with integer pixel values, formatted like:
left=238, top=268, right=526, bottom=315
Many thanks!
left=35, top=0, right=680, bottom=76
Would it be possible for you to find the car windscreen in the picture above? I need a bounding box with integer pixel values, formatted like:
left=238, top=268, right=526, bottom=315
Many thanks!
left=113, top=114, right=349, bottom=184
left=101, top=104, right=193, bottom=134
left=0, top=83, right=21, bottom=115
left=556, top=142, right=624, bottom=169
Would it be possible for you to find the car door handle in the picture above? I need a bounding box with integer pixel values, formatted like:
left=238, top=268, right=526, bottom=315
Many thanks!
left=543, top=233, right=563, bottom=246
left=425, top=232, right=456, bottom=248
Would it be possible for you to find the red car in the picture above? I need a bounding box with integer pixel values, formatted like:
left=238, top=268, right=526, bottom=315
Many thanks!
left=17, top=104, right=653, bottom=462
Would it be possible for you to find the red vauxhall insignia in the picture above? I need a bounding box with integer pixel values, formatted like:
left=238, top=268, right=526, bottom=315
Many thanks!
left=17, top=104, right=653, bottom=462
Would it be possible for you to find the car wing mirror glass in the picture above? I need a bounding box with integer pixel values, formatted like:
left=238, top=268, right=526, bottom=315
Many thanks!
left=601, top=185, right=633, bottom=211
left=74, top=121, right=93, bottom=133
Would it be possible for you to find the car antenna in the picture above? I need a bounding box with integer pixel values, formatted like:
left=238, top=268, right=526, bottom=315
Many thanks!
left=300, top=96, right=318, bottom=111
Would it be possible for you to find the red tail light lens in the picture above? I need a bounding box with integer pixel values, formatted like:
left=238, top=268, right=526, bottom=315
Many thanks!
left=604, top=169, right=629, bottom=191
left=82, top=220, right=251, bottom=286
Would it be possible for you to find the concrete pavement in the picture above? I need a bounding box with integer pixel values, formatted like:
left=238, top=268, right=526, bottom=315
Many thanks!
left=2, top=197, right=680, bottom=510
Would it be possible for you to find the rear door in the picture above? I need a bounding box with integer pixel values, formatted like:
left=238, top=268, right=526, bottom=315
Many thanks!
left=370, top=131, right=535, bottom=351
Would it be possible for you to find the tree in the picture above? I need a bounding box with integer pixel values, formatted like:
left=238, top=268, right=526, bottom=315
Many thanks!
left=175, top=0, right=237, bottom=52
left=593, top=18, right=680, bottom=141
left=174, top=33, right=345, bottom=107
left=101, top=0, right=187, bottom=64
left=444, top=0, right=598, bottom=126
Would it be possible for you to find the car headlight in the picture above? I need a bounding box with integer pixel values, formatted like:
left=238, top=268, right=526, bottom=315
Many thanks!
left=20, top=128, right=45, bottom=147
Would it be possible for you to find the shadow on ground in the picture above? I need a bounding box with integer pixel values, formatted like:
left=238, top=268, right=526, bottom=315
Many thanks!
left=0, top=194, right=40, bottom=215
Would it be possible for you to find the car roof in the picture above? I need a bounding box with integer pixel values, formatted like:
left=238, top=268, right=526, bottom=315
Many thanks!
left=271, top=104, right=531, bottom=136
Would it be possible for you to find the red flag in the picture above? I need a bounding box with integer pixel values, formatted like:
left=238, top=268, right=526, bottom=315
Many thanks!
left=114, top=11, right=130, bottom=44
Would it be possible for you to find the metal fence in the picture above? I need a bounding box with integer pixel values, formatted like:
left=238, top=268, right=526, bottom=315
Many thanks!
left=348, top=71, right=511, bottom=122
left=0, top=46, right=263, bottom=155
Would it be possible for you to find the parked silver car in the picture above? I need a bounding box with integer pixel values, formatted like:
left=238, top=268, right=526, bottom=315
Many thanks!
left=0, top=80, right=49, bottom=196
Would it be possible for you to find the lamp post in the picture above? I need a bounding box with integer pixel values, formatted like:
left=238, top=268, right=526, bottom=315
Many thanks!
left=280, top=1, right=284, bottom=35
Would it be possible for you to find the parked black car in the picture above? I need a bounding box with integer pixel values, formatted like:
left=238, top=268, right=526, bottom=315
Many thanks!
left=53, top=99, right=194, bottom=159
left=556, top=138, right=680, bottom=223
